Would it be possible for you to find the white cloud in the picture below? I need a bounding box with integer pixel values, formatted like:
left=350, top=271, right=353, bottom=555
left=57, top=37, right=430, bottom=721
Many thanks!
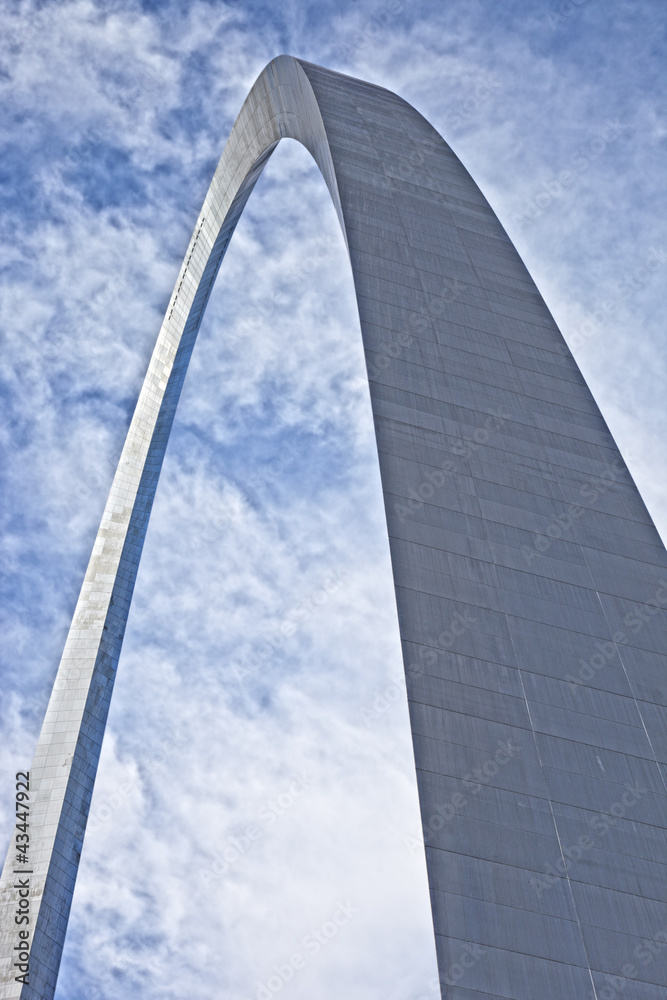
left=0, top=2, right=664, bottom=998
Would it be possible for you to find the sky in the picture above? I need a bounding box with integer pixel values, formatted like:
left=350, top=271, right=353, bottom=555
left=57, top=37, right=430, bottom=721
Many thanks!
left=0, top=1, right=665, bottom=998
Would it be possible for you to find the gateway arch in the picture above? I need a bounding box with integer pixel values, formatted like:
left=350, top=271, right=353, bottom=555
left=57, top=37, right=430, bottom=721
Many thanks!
left=3, top=55, right=667, bottom=1000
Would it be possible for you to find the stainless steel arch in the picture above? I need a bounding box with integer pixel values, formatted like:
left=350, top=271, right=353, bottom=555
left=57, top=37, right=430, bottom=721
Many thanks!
left=3, top=55, right=667, bottom=1000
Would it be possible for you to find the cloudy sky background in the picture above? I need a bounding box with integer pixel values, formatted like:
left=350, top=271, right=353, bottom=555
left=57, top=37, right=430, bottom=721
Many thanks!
left=0, top=1, right=665, bottom=998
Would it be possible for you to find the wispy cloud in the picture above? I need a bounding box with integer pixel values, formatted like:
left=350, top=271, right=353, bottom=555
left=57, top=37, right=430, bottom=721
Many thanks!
left=0, top=2, right=664, bottom=998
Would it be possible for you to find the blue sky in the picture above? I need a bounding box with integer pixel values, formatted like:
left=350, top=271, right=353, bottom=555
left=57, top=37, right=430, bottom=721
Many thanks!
left=0, top=1, right=665, bottom=998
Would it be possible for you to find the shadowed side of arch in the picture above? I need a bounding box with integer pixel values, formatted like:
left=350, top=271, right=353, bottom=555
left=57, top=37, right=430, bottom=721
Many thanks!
left=3, top=54, right=667, bottom=1000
